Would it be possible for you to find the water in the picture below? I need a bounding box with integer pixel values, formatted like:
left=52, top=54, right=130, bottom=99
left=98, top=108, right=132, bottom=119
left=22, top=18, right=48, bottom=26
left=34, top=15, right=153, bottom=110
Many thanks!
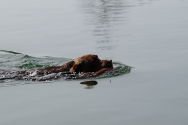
left=0, top=0, right=188, bottom=124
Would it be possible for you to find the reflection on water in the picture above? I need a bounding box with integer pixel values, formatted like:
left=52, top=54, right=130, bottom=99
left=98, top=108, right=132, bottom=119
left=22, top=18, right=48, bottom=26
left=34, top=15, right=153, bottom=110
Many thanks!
left=80, top=80, right=98, bottom=89
left=82, top=0, right=127, bottom=50
left=81, top=0, right=154, bottom=50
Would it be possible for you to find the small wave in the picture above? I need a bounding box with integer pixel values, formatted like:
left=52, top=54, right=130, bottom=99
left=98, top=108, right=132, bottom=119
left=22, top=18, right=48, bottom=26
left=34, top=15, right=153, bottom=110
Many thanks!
left=0, top=50, right=22, bottom=54
left=0, top=50, right=71, bottom=70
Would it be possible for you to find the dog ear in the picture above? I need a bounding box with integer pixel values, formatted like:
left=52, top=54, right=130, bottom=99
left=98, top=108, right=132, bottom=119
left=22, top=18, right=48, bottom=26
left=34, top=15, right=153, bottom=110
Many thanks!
left=69, top=64, right=78, bottom=72
left=69, top=63, right=82, bottom=73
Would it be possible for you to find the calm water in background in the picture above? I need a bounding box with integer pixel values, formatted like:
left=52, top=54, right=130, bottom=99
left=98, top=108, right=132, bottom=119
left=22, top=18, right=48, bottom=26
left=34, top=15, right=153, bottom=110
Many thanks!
left=0, top=0, right=188, bottom=125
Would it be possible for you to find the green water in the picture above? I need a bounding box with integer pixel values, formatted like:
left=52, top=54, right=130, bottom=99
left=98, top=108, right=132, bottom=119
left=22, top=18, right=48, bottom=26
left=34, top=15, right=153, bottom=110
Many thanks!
left=0, top=50, right=69, bottom=69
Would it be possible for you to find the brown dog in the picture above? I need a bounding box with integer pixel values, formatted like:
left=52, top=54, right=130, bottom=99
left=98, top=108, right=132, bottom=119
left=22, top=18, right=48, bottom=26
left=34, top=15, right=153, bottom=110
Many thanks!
left=0, top=54, right=113, bottom=81
left=36, top=54, right=113, bottom=77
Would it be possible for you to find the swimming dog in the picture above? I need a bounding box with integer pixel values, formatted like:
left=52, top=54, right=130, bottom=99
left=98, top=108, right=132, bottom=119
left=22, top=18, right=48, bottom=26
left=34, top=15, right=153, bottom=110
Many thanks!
left=0, top=54, right=113, bottom=81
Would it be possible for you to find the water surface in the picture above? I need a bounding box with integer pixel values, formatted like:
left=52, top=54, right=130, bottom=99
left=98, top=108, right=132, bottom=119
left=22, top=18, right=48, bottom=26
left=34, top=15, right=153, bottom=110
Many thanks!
left=0, top=0, right=188, bottom=125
